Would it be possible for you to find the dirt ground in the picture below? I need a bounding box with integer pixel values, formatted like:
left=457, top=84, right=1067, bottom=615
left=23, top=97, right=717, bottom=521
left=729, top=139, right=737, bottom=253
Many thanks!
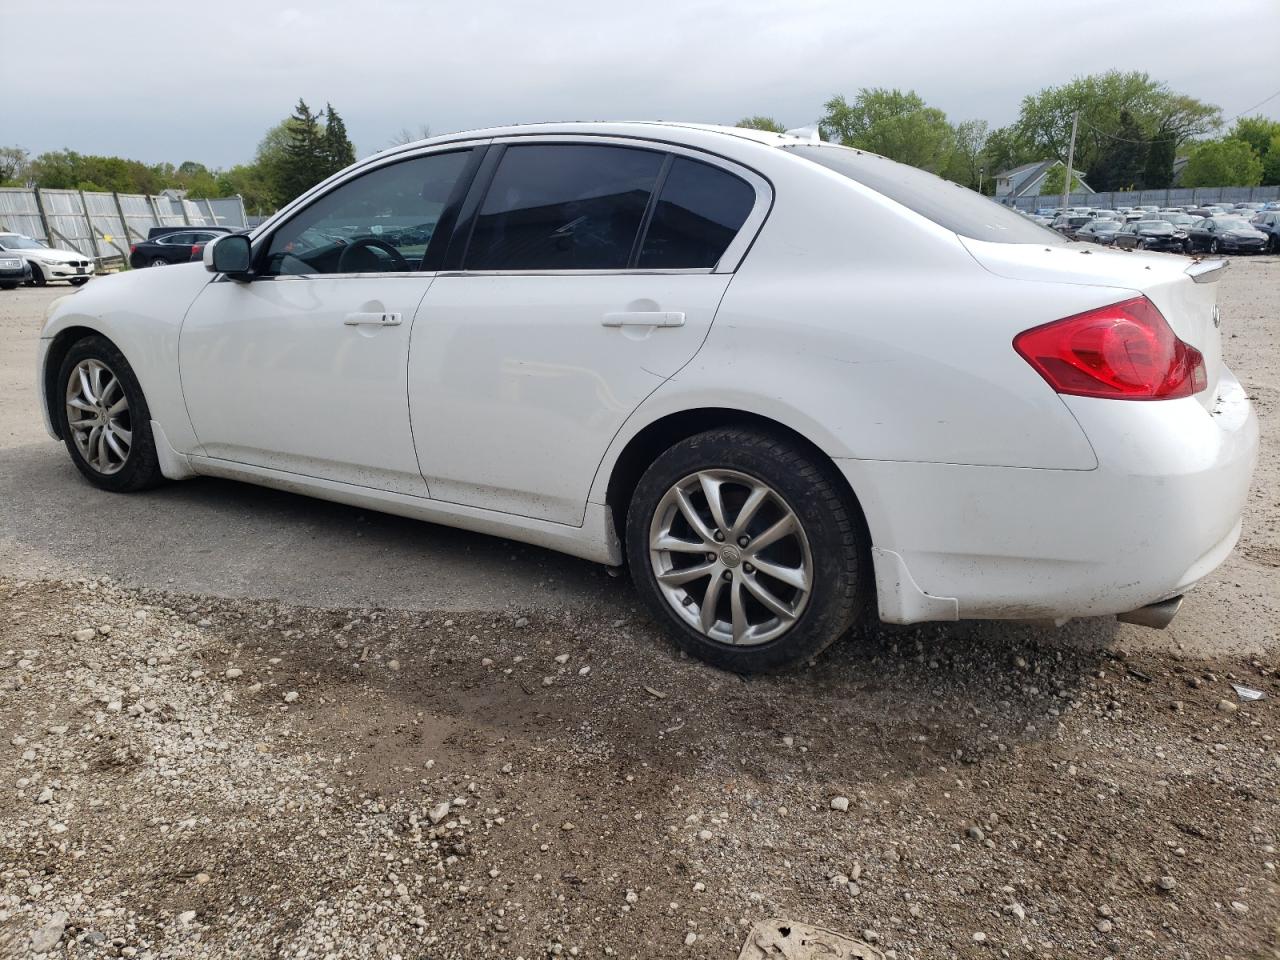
left=0, top=260, right=1277, bottom=959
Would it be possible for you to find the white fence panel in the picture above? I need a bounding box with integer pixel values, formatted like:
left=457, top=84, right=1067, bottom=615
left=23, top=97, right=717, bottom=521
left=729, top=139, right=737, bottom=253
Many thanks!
left=0, top=189, right=248, bottom=266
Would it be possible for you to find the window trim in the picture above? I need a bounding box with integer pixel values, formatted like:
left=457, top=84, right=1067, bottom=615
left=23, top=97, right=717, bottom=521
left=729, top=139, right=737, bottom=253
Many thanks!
left=241, top=142, right=491, bottom=282
left=447, top=134, right=772, bottom=277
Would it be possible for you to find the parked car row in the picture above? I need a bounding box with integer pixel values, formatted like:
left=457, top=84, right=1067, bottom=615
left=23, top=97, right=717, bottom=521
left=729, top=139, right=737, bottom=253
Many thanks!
left=0, top=225, right=243, bottom=289
left=1035, top=205, right=1276, bottom=254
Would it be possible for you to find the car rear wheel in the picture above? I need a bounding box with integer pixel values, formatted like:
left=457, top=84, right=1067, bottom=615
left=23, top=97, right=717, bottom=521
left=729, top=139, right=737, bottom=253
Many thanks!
left=57, top=335, right=164, bottom=493
left=0, top=283, right=16, bottom=291
left=626, top=428, right=867, bottom=673
left=149, top=257, right=167, bottom=268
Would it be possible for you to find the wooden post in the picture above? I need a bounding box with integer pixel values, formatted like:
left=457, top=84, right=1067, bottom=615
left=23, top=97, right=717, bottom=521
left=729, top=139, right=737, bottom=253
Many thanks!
left=32, top=188, right=52, bottom=247
left=112, top=192, right=132, bottom=270
left=78, top=190, right=98, bottom=262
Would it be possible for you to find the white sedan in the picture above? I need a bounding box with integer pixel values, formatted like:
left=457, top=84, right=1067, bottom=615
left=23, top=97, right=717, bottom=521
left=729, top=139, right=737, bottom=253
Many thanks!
left=37, top=122, right=1258, bottom=672
left=0, top=232, right=95, bottom=285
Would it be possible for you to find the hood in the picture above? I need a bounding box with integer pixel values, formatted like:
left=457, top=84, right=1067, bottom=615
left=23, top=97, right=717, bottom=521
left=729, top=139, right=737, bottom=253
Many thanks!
left=1225, top=228, right=1265, bottom=239
left=20, top=246, right=88, bottom=263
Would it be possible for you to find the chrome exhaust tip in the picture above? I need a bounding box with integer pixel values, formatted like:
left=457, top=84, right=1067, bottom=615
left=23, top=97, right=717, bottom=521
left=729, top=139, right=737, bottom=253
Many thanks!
left=1117, top=595, right=1183, bottom=630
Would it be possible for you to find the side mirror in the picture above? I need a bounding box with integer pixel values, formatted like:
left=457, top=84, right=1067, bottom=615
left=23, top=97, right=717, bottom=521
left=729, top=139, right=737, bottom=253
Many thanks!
left=204, top=234, right=253, bottom=278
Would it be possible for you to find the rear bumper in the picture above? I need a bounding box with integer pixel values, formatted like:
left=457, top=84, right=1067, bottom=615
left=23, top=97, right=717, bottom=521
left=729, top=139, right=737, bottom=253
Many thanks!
left=843, top=367, right=1259, bottom=624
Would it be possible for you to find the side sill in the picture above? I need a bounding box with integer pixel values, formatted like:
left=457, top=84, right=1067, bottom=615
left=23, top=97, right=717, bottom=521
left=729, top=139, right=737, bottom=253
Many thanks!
left=187, top=455, right=623, bottom=566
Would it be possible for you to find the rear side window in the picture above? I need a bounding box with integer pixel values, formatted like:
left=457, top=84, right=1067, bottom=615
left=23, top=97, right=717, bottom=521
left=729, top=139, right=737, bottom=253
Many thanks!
left=786, top=144, right=1063, bottom=245
left=638, top=158, right=755, bottom=268
left=467, top=144, right=664, bottom=270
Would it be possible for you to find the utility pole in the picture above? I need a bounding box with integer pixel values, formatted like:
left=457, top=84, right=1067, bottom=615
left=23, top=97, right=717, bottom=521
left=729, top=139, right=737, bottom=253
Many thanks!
left=1062, top=110, right=1079, bottom=212
left=978, top=167, right=984, bottom=196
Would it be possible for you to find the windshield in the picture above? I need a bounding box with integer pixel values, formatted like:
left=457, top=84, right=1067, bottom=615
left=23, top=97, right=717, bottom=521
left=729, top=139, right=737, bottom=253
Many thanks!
left=1136, top=220, right=1172, bottom=230
left=1215, top=218, right=1253, bottom=231
left=0, top=235, right=46, bottom=250
left=1091, top=221, right=1119, bottom=231
left=784, top=144, right=1063, bottom=244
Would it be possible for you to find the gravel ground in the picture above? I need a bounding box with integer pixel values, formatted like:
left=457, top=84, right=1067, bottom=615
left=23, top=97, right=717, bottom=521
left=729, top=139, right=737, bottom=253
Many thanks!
left=0, top=260, right=1277, bottom=958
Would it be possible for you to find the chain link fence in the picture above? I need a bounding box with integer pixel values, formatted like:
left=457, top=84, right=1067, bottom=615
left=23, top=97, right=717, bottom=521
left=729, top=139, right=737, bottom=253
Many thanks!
left=1001, top=184, right=1280, bottom=212
left=0, top=188, right=248, bottom=268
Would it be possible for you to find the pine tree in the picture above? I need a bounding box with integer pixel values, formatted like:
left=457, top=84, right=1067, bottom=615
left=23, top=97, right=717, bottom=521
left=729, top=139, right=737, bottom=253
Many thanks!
left=279, top=99, right=326, bottom=202
left=1088, top=110, right=1148, bottom=192
left=322, top=103, right=356, bottom=176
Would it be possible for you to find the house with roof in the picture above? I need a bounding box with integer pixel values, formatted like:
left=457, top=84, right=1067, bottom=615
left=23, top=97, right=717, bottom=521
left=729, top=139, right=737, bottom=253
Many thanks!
left=994, top=160, right=1094, bottom=201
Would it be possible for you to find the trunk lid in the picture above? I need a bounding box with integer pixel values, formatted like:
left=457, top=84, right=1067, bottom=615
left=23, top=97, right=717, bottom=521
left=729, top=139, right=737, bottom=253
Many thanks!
left=959, top=238, right=1226, bottom=410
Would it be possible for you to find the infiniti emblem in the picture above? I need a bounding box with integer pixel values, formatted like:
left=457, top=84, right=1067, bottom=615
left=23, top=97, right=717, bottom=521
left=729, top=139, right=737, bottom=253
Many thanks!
left=720, top=545, right=743, bottom=568
left=1212, top=304, right=1221, bottom=329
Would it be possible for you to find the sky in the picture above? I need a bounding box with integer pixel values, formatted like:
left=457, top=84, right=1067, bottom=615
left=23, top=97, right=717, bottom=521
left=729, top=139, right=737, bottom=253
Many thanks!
left=5, top=0, right=1279, bottom=169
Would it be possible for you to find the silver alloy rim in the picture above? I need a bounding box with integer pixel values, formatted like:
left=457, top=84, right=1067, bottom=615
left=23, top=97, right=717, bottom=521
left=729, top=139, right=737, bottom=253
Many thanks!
left=65, top=359, right=131, bottom=475
left=648, top=469, right=812, bottom=646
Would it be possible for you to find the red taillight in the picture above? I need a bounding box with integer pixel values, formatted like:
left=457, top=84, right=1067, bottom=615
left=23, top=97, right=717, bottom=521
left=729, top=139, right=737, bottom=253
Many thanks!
left=129, top=244, right=136, bottom=255
left=1013, top=296, right=1206, bottom=400
left=192, top=244, right=203, bottom=257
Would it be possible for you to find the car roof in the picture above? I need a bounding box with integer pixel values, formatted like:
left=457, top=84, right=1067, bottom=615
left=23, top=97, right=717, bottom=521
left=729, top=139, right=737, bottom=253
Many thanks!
left=370, top=120, right=818, bottom=162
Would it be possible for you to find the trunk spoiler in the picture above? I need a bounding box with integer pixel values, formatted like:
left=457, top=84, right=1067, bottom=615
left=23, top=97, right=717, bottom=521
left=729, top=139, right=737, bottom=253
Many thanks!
left=1186, top=259, right=1229, bottom=283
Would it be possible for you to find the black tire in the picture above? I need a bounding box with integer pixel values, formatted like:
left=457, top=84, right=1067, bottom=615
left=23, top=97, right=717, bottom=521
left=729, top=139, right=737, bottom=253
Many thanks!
left=27, top=262, right=46, bottom=286
left=0, top=283, right=16, bottom=290
left=1210, top=239, right=1220, bottom=254
left=69, top=277, right=89, bottom=286
left=626, top=427, right=868, bottom=673
left=56, top=335, right=164, bottom=493
left=150, top=257, right=167, bottom=268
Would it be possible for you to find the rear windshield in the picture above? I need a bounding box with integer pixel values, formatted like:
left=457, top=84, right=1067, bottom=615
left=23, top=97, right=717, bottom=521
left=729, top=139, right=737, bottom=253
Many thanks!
left=785, top=144, right=1063, bottom=244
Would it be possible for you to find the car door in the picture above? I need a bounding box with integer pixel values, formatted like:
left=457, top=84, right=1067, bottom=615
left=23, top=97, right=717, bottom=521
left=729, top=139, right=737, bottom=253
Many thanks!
left=407, top=138, right=769, bottom=525
left=179, top=146, right=481, bottom=495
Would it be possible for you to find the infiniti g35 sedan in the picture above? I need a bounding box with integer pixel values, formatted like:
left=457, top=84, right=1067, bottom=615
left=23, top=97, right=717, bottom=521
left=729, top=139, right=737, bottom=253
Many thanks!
left=37, top=122, right=1259, bottom=672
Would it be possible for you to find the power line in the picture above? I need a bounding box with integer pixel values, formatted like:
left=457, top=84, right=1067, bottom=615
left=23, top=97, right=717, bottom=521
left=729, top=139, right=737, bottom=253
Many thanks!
left=1078, top=88, right=1280, bottom=145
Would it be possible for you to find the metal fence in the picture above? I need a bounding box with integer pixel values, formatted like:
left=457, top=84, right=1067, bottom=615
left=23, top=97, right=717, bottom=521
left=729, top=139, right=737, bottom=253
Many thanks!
left=1002, top=184, right=1280, bottom=212
left=0, top=188, right=248, bottom=267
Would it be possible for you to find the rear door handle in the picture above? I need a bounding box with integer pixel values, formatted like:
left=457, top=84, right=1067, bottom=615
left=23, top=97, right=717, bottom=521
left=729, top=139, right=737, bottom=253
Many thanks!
left=602, top=311, right=685, bottom=328
left=344, top=311, right=402, bottom=326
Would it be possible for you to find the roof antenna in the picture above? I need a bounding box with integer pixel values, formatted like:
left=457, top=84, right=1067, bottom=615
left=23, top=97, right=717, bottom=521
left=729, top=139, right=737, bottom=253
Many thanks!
left=784, top=125, right=823, bottom=142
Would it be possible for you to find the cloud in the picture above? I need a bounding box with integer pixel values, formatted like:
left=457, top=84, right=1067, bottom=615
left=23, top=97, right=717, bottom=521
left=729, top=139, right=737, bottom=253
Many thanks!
left=4, top=0, right=1277, bottom=167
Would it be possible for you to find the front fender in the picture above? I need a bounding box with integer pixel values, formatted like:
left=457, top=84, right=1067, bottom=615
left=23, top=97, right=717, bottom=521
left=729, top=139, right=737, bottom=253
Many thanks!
left=40, top=265, right=210, bottom=453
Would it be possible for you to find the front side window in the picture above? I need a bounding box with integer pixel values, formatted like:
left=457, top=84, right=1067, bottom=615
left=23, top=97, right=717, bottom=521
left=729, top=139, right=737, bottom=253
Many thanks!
left=638, top=157, right=755, bottom=269
left=466, top=144, right=664, bottom=270
left=261, top=150, right=472, bottom=276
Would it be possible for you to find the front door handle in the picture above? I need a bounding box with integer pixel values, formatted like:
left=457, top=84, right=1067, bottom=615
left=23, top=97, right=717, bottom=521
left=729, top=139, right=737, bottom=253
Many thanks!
left=344, top=311, right=402, bottom=326
left=602, top=311, right=685, bottom=328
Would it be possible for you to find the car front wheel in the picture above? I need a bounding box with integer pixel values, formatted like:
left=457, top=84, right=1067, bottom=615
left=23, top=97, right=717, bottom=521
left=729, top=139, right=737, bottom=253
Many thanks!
left=626, top=428, right=868, bottom=673
left=27, top=263, right=46, bottom=286
left=57, top=335, right=164, bottom=493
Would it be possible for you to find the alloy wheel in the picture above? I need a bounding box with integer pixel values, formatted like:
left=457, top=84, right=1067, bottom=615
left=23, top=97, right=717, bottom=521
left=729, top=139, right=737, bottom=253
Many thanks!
left=65, top=359, right=131, bottom=475
left=648, top=469, right=812, bottom=646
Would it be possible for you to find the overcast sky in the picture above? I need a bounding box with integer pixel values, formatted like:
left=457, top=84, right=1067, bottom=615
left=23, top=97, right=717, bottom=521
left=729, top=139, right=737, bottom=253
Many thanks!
left=6, top=0, right=1279, bottom=169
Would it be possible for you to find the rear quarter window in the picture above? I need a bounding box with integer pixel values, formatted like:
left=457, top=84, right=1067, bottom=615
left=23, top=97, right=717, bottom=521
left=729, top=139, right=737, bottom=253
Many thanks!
left=785, top=144, right=1064, bottom=245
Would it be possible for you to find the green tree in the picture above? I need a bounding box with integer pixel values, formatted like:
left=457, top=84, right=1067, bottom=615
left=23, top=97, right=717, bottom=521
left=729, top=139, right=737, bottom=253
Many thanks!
left=1228, top=115, right=1280, bottom=160
left=1088, top=109, right=1147, bottom=191
left=1015, top=72, right=1218, bottom=175
left=1040, top=164, right=1086, bottom=196
left=821, top=89, right=956, bottom=174
left=0, top=146, right=29, bottom=184
left=1263, top=133, right=1280, bottom=186
left=1179, top=139, right=1264, bottom=187
left=736, top=116, right=786, bottom=133
left=946, top=118, right=988, bottom=189
left=279, top=99, right=327, bottom=203
left=322, top=103, right=356, bottom=172
left=979, top=125, right=1035, bottom=183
